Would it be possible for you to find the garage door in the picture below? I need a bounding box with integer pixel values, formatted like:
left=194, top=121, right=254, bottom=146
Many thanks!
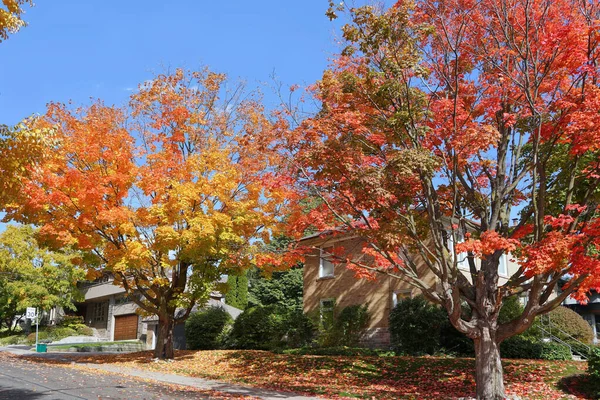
left=114, top=314, right=138, bottom=341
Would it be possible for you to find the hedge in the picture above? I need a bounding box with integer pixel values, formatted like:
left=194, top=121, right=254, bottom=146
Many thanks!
left=229, top=305, right=284, bottom=349
left=185, top=306, right=232, bottom=350
left=500, top=336, right=572, bottom=361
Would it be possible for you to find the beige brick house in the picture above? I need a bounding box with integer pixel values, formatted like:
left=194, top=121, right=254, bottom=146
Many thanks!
left=302, top=231, right=520, bottom=348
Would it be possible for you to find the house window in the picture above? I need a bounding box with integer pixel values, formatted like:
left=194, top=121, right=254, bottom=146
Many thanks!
left=448, top=231, right=469, bottom=270
left=498, top=253, right=509, bottom=277
left=319, top=247, right=334, bottom=278
left=392, top=290, right=412, bottom=308
left=93, top=302, right=107, bottom=323
left=320, top=298, right=335, bottom=328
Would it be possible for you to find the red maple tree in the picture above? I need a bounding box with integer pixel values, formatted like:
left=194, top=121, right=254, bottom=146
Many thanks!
left=283, top=1, right=600, bottom=398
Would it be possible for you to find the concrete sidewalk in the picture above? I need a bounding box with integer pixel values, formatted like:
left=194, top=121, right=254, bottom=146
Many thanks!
left=0, top=346, right=322, bottom=400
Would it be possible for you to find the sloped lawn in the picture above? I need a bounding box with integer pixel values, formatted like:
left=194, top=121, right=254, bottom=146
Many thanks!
left=23, top=350, right=594, bottom=399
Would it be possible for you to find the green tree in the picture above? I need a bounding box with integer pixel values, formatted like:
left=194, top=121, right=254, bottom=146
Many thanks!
left=225, top=271, right=248, bottom=310
left=248, top=267, right=303, bottom=311
left=0, top=225, right=85, bottom=331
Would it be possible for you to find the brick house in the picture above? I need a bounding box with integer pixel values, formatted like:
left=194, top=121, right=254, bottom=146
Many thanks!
left=302, top=231, right=520, bottom=348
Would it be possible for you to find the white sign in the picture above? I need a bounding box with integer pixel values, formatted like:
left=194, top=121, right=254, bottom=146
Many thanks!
left=26, top=307, right=36, bottom=319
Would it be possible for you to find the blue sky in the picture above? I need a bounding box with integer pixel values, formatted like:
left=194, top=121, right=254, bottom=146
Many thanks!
left=0, top=0, right=351, bottom=126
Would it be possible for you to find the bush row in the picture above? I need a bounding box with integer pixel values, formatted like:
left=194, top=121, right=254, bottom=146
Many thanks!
left=185, top=303, right=370, bottom=351
left=388, top=296, right=593, bottom=360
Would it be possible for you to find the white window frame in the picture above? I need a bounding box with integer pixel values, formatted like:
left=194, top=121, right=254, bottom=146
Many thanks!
left=392, top=290, right=412, bottom=308
left=319, top=247, right=334, bottom=278
left=319, top=298, right=335, bottom=327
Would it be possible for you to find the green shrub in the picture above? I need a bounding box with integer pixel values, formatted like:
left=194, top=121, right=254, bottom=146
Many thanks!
left=26, top=331, right=49, bottom=344
left=588, top=347, right=600, bottom=379
left=280, top=308, right=316, bottom=348
left=229, top=305, right=284, bottom=349
left=185, top=306, right=232, bottom=350
left=60, top=315, right=85, bottom=328
left=501, top=336, right=571, bottom=360
left=75, top=325, right=93, bottom=336
left=440, top=322, right=474, bottom=356
left=318, top=304, right=370, bottom=348
left=47, top=327, right=77, bottom=340
left=0, top=335, right=20, bottom=345
left=336, top=304, right=370, bottom=346
left=540, top=341, right=573, bottom=360
left=56, top=315, right=93, bottom=337
left=546, top=306, right=594, bottom=344
left=389, top=296, right=447, bottom=355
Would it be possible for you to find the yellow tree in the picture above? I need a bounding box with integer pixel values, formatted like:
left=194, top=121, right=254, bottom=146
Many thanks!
left=0, top=0, right=32, bottom=42
left=1, top=0, right=39, bottom=205
left=0, top=122, right=49, bottom=208
left=7, top=68, right=291, bottom=359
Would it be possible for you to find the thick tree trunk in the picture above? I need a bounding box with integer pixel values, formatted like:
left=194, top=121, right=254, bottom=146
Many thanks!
left=474, top=327, right=505, bottom=400
left=154, top=315, right=175, bottom=359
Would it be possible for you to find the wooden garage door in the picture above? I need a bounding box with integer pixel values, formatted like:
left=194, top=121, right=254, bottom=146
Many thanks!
left=114, top=314, right=138, bottom=341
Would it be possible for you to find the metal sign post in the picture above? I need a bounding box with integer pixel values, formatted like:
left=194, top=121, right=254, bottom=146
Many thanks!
left=25, top=307, right=38, bottom=349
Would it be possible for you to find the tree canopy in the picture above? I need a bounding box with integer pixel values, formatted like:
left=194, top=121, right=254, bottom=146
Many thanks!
left=281, top=1, right=600, bottom=398
left=0, top=225, right=85, bottom=331
left=6, top=68, right=292, bottom=358
left=0, top=0, right=32, bottom=42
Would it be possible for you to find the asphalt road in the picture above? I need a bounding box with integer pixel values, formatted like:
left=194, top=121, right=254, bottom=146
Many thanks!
left=0, top=354, right=221, bottom=400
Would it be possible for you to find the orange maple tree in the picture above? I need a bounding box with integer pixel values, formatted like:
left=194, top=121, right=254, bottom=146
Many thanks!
left=7, top=68, right=292, bottom=359
left=281, top=1, right=600, bottom=398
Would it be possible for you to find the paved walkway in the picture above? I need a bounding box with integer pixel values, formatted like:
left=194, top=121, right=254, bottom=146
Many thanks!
left=0, top=347, right=322, bottom=400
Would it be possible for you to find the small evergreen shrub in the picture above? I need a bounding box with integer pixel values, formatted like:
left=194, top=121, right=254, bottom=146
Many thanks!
left=389, top=296, right=447, bottom=355
left=546, top=306, right=594, bottom=344
left=229, top=305, right=284, bottom=349
left=332, top=304, right=370, bottom=347
left=588, top=347, right=600, bottom=379
left=185, top=306, right=232, bottom=350
left=280, top=308, right=316, bottom=348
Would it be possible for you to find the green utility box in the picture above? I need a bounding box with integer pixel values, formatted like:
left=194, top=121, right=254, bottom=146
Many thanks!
left=36, top=343, right=47, bottom=353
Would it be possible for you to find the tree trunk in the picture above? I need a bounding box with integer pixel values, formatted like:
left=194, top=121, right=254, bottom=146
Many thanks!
left=474, top=327, right=505, bottom=400
left=154, top=315, right=175, bottom=359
